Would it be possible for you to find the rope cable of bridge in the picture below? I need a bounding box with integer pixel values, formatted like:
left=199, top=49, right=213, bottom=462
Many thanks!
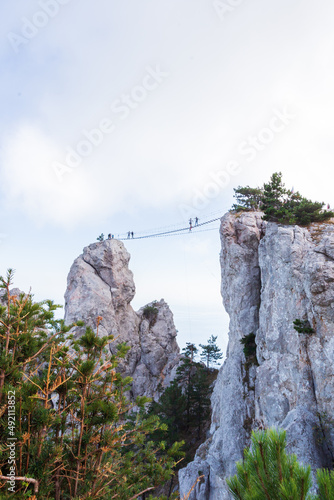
left=112, top=207, right=230, bottom=240
left=118, top=216, right=223, bottom=240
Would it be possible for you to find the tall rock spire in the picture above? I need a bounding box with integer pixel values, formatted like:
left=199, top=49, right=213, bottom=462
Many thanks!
left=64, top=239, right=180, bottom=400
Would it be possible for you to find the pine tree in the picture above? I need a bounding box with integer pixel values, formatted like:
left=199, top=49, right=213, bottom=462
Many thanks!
left=316, top=469, right=334, bottom=499
left=0, top=270, right=182, bottom=499
left=176, top=344, right=198, bottom=432
left=183, top=342, right=198, bottom=362
left=199, top=335, right=223, bottom=368
left=227, top=428, right=313, bottom=500
left=293, top=198, right=333, bottom=226
left=189, top=366, right=211, bottom=440
left=231, top=172, right=334, bottom=226
left=227, top=427, right=334, bottom=500
left=232, top=186, right=264, bottom=211
left=148, top=380, right=187, bottom=446
left=175, top=343, right=216, bottom=443
left=261, top=171, right=287, bottom=222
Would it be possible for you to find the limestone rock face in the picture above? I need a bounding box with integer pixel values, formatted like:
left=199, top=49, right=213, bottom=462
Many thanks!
left=64, top=239, right=180, bottom=400
left=179, top=212, right=334, bottom=499
left=0, top=288, right=24, bottom=302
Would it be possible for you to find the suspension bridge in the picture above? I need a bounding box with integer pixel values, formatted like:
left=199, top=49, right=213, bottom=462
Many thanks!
left=109, top=208, right=230, bottom=241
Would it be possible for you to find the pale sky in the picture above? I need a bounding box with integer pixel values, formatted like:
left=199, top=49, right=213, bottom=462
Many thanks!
left=1, top=0, right=334, bottom=356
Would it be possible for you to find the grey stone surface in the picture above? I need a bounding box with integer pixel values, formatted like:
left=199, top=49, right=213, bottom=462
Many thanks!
left=179, top=212, right=334, bottom=499
left=64, top=239, right=180, bottom=400
left=0, top=287, right=25, bottom=302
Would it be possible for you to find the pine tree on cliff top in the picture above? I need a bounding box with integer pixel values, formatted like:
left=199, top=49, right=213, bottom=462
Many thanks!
left=232, top=172, right=334, bottom=226
left=232, top=186, right=263, bottom=211
left=261, top=171, right=287, bottom=221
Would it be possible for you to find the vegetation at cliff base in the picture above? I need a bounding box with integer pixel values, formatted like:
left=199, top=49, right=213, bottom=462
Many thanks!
left=227, top=428, right=334, bottom=500
left=0, top=270, right=183, bottom=499
left=232, top=172, right=334, bottom=226
left=148, top=340, right=220, bottom=477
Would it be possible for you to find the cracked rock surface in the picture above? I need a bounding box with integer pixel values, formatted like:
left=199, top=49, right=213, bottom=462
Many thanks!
left=179, top=212, right=334, bottom=499
left=64, top=239, right=180, bottom=400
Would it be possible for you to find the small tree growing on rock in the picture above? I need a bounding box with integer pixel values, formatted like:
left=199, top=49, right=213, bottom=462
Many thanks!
left=142, top=303, right=159, bottom=326
left=240, top=333, right=258, bottom=367
left=293, top=319, right=315, bottom=335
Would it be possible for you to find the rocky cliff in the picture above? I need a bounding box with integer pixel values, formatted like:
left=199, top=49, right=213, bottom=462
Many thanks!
left=179, top=211, right=334, bottom=499
left=64, top=239, right=180, bottom=400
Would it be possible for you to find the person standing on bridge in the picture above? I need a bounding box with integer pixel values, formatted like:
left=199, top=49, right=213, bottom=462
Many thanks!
left=195, top=217, right=199, bottom=226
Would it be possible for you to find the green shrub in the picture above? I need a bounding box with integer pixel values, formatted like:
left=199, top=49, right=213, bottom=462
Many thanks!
left=227, top=428, right=313, bottom=500
left=293, top=319, right=315, bottom=335
left=143, top=303, right=159, bottom=325
left=240, top=333, right=257, bottom=360
left=227, top=428, right=334, bottom=500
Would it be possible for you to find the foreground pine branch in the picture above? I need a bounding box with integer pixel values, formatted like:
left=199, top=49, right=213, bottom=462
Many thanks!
left=227, top=428, right=334, bottom=500
left=0, top=270, right=183, bottom=499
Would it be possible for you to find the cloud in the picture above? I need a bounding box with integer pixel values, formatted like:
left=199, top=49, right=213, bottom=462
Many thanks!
left=2, top=0, right=334, bottom=229
left=0, top=120, right=195, bottom=228
left=0, top=124, right=95, bottom=227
